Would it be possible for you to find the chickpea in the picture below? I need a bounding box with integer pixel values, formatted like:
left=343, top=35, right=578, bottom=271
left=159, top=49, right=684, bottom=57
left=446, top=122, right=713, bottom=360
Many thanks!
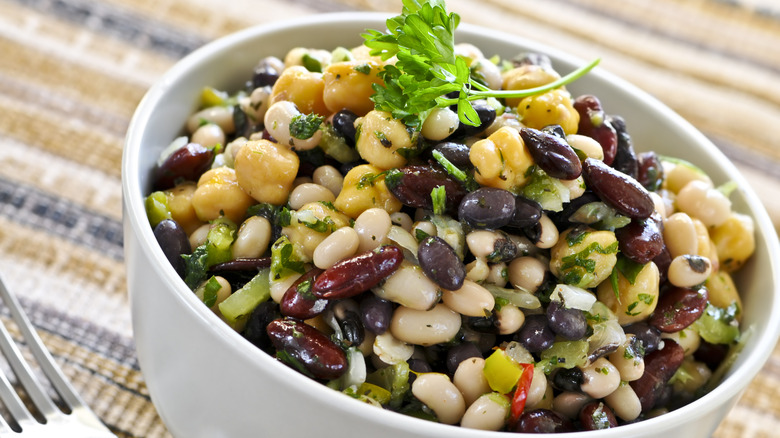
left=191, top=167, right=255, bottom=224
left=333, top=164, right=402, bottom=219
left=516, top=88, right=579, bottom=135
left=469, top=127, right=534, bottom=191
left=355, top=110, right=412, bottom=170
left=550, top=227, right=618, bottom=289
left=597, top=261, right=660, bottom=325
left=711, top=212, right=755, bottom=272
left=270, top=66, right=328, bottom=117
left=165, top=182, right=202, bottom=235
left=322, top=60, right=384, bottom=116
left=282, top=202, right=351, bottom=260
left=234, top=139, right=299, bottom=205
left=502, top=64, right=561, bottom=108
left=706, top=271, right=743, bottom=321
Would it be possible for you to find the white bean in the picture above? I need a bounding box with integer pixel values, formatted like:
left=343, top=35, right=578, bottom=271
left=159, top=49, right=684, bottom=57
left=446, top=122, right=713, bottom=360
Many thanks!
left=188, top=223, right=210, bottom=249
left=373, top=261, right=440, bottom=310
left=421, top=107, right=460, bottom=141
left=552, top=391, right=593, bottom=419
left=535, top=214, right=559, bottom=249
left=580, top=357, right=621, bottom=399
left=676, top=180, right=731, bottom=227
left=232, top=216, right=272, bottom=259
left=466, top=230, right=499, bottom=259
left=312, top=226, right=360, bottom=269
left=191, top=123, right=226, bottom=149
left=661, top=328, right=701, bottom=356
left=312, top=165, right=344, bottom=197
left=485, top=262, right=508, bottom=287
left=373, top=332, right=414, bottom=365
left=495, top=304, right=525, bottom=335
left=603, top=383, right=642, bottom=421
left=390, top=303, right=461, bottom=346
left=663, top=212, right=699, bottom=259
left=187, top=105, right=235, bottom=134
left=525, top=365, right=549, bottom=409
left=441, top=280, right=495, bottom=317
left=264, top=101, right=322, bottom=151
left=566, top=134, right=603, bottom=161
left=390, top=212, right=413, bottom=232
left=471, top=58, right=502, bottom=91
left=270, top=271, right=301, bottom=303
left=608, top=335, right=645, bottom=382
left=460, top=393, right=509, bottom=431
left=288, top=183, right=336, bottom=210
left=412, top=373, right=466, bottom=425
left=507, top=256, right=547, bottom=293
left=453, top=357, right=491, bottom=406
left=353, top=207, right=392, bottom=253
left=465, top=258, right=490, bottom=283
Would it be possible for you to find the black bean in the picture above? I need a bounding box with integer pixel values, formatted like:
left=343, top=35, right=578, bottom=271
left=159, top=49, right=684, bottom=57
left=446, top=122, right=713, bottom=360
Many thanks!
left=546, top=301, right=588, bottom=341
left=252, top=57, right=281, bottom=88
left=623, top=322, right=662, bottom=355
left=418, top=236, right=466, bottom=290
left=465, top=314, right=500, bottom=334
left=430, top=142, right=471, bottom=168
left=552, top=367, right=584, bottom=392
left=458, top=187, right=516, bottom=229
left=408, top=358, right=432, bottom=384
left=615, top=217, right=665, bottom=265
left=507, top=195, right=542, bottom=229
left=332, top=109, right=359, bottom=146
left=446, top=342, right=482, bottom=374
left=582, top=158, right=654, bottom=219
left=242, top=301, right=280, bottom=352
left=448, top=100, right=496, bottom=138
left=337, top=310, right=365, bottom=348
left=153, top=219, right=191, bottom=278
left=607, top=115, right=638, bottom=179
left=513, top=409, right=575, bottom=433
left=519, top=127, right=582, bottom=180
left=359, top=294, right=393, bottom=335
left=514, top=314, right=555, bottom=353
left=153, top=143, right=214, bottom=190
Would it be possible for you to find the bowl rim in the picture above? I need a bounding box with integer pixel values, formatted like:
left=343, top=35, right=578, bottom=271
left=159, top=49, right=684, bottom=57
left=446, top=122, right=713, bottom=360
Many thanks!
left=122, top=11, right=780, bottom=436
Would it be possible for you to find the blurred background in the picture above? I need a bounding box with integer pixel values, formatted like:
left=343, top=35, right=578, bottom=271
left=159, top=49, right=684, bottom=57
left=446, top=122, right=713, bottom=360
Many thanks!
left=0, top=0, right=778, bottom=436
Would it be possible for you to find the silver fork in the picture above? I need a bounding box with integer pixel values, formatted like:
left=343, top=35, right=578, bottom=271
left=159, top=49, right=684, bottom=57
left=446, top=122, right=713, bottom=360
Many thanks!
left=0, top=273, right=117, bottom=437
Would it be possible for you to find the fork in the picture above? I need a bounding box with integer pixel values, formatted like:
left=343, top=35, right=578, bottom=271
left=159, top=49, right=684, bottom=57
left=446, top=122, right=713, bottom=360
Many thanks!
left=0, top=273, right=117, bottom=437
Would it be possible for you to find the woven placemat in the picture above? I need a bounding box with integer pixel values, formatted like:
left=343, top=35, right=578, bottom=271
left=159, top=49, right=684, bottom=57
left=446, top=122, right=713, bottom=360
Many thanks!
left=0, top=0, right=778, bottom=436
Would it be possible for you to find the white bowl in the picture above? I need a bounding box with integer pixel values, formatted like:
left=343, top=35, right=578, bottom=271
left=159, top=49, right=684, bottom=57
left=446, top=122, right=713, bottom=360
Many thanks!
left=122, top=12, right=780, bottom=438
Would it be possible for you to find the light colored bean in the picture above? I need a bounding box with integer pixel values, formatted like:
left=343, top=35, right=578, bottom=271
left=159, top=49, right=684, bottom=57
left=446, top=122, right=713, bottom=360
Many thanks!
left=165, top=182, right=201, bottom=235
left=187, top=105, right=235, bottom=134
left=552, top=391, right=592, bottom=419
left=284, top=47, right=332, bottom=68
left=664, top=161, right=712, bottom=194
left=596, top=261, right=660, bottom=325
left=312, top=165, right=344, bottom=197
left=567, top=134, right=603, bottom=161
left=648, top=191, right=667, bottom=219
left=234, top=139, right=299, bottom=205
left=525, top=364, right=549, bottom=409
left=460, top=393, right=509, bottom=431
left=668, top=255, right=712, bottom=288
left=676, top=180, right=731, bottom=227
left=270, top=65, right=328, bottom=117
left=550, top=228, right=617, bottom=289
left=712, top=212, right=755, bottom=272
left=421, top=107, right=459, bottom=141
left=189, top=223, right=210, bottom=249
left=390, top=303, right=461, bottom=346
left=312, top=226, right=360, bottom=269
left=465, top=258, right=490, bottom=283
left=608, top=335, right=645, bottom=382
left=470, top=58, right=502, bottom=90
left=412, top=373, right=466, bottom=425
left=293, top=176, right=313, bottom=187
left=672, top=359, right=712, bottom=395
left=194, top=276, right=232, bottom=314
left=706, top=271, right=742, bottom=320
left=603, top=383, right=641, bottom=421
left=270, top=271, right=301, bottom=303
left=374, top=261, right=440, bottom=310
left=535, top=214, right=559, bottom=249
left=355, top=110, right=412, bottom=170
left=353, top=207, right=393, bottom=253
left=661, top=328, right=701, bottom=356
left=441, top=280, right=495, bottom=317
left=191, top=123, right=226, bottom=149
left=453, top=357, right=491, bottom=406
left=412, top=220, right=437, bottom=239
left=390, top=212, right=413, bottom=232
left=373, top=332, right=414, bottom=365
left=466, top=230, right=500, bottom=259
left=663, top=212, right=699, bottom=259
left=288, top=183, right=336, bottom=210
left=580, top=357, right=621, bottom=399
left=560, top=176, right=586, bottom=200
left=192, top=167, right=255, bottom=224
left=485, top=262, right=508, bottom=287
left=240, top=86, right=272, bottom=123
left=495, top=304, right=525, bottom=335
left=454, top=42, right=484, bottom=62
left=264, top=101, right=323, bottom=151
left=507, top=256, right=547, bottom=293
left=232, top=216, right=272, bottom=259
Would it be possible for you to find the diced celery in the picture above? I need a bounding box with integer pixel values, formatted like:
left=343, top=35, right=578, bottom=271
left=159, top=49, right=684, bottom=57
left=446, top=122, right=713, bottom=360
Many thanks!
left=366, top=361, right=410, bottom=409
left=692, top=303, right=740, bottom=344
left=539, top=340, right=589, bottom=373
left=319, top=124, right=361, bottom=163
left=145, top=191, right=171, bottom=228
left=218, top=268, right=271, bottom=331
left=205, top=219, right=237, bottom=267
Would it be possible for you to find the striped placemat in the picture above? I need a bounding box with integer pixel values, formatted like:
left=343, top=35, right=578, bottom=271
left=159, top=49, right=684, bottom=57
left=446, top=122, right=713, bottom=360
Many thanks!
left=1, top=0, right=778, bottom=436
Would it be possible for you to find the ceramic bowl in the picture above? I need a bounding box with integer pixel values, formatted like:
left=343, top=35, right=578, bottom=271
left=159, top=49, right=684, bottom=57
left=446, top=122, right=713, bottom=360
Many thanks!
left=122, top=12, right=780, bottom=438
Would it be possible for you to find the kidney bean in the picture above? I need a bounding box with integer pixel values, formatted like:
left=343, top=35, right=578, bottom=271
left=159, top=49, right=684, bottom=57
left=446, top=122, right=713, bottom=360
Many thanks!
left=514, top=314, right=555, bottom=353
left=694, top=341, right=729, bottom=370
left=242, top=301, right=280, bottom=352
left=418, top=236, right=466, bottom=290
left=582, top=158, right=654, bottom=219
left=458, top=187, right=516, bottom=229
left=648, top=286, right=709, bottom=333
left=209, top=257, right=272, bottom=274
left=519, top=127, right=582, bottom=180
left=573, top=95, right=618, bottom=165
left=153, top=219, right=191, bottom=278
left=266, top=317, right=348, bottom=380
left=446, top=342, right=482, bottom=374
left=312, top=245, right=404, bottom=299
left=615, top=217, right=665, bottom=264
left=280, top=268, right=327, bottom=319
left=430, top=141, right=471, bottom=168
left=507, top=195, right=542, bottom=229
left=385, top=165, right=466, bottom=213
left=513, top=409, right=575, bottom=433
left=607, top=115, right=638, bottom=179
left=629, top=340, right=684, bottom=412
left=332, top=109, right=359, bottom=146
left=579, top=401, right=618, bottom=430
left=653, top=245, right=672, bottom=284
left=637, top=151, right=665, bottom=191
left=359, top=294, right=393, bottom=335
left=154, top=143, right=214, bottom=190
left=623, top=322, right=662, bottom=355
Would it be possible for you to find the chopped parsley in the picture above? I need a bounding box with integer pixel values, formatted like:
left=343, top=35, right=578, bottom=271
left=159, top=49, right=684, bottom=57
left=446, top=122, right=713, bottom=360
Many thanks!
left=289, top=113, right=324, bottom=140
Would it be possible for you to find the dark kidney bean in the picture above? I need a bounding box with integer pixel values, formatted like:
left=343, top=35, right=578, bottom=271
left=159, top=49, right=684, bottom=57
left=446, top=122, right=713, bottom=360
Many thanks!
left=429, top=141, right=471, bottom=168
left=615, top=217, right=665, bottom=264
left=331, top=109, right=359, bottom=146
left=242, top=301, right=280, bottom=352
left=280, top=268, right=327, bottom=320
left=579, top=401, right=618, bottom=430
left=513, top=409, right=575, bottom=433
left=385, top=165, right=466, bottom=213
left=582, top=158, right=654, bottom=219
left=359, top=294, right=393, bottom=335
left=573, top=95, right=618, bottom=165
left=446, top=342, right=482, bottom=374
left=653, top=245, right=672, bottom=284
left=153, top=219, right=191, bottom=278
left=541, top=124, right=566, bottom=139
left=153, top=143, right=214, bottom=190
left=519, top=127, right=582, bottom=180
left=418, top=236, right=466, bottom=290
left=546, top=301, right=588, bottom=341
left=209, top=257, right=272, bottom=274
left=694, top=341, right=729, bottom=370
left=507, top=195, right=542, bottom=229
left=630, top=340, right=685, bottom=412
left=252, top=57, right=281, bottom=88
left=266, top=317, right=348, bottom=380
left=637, top=151, right=665, bottom=192
left=458, top=187, right=516, bottom=229
left=649, top=286, right=709, bottom=333
left=514, top=314, right=555, bottom=353
left=623, top=322, right=662, bottom=355
left=448, top=100, right=496, bottom=138
left=312, top=245, right=404, bottom=299
left=552, top=367, right=583, bottom=392
left=607, top=115, right=638, bottom=179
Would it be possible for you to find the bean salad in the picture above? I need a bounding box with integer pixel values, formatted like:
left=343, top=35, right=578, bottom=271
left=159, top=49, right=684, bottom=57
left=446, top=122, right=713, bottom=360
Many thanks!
left=145, top=1, right=756, bottom=433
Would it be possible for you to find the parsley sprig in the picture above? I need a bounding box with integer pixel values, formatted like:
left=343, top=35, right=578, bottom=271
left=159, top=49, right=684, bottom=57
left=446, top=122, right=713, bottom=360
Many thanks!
left=362, top=0, right=600, bottom=129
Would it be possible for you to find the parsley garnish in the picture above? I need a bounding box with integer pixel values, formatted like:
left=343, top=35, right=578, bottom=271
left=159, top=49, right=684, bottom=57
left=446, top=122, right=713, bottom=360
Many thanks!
left=289, top=113, right=323, bottom=140
left=431, top=185, right=447, bottom=215
left=354, top=63, right=372, bottom=75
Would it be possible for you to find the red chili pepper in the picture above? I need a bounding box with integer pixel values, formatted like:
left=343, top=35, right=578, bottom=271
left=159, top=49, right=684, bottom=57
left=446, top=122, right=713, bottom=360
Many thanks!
left=509, top=363, right=535, bottom=428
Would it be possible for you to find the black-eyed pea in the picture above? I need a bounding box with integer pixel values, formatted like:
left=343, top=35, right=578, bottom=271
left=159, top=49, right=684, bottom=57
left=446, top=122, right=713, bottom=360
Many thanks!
left=288, top=183, right=336, bottom=210
left=194, top=276, right=232, bottom=314
left=485, top=262, right=508, bottom=287
left=312, top=165, right=344, bottom=197
left=566, top=134, right=604, bottom=161
left=390, top=212, right=413, bottom=232
left=580, top=357, right=621, bottom=399
left=188, top=223, right=210, bottom=249
left=354, top=208, right=392, bottom=252
left=608, top=335, right=645, bottom=382
left=270, top=66, right=328, bottom=116
left=508, top=256, right=547, bottom=293
left=525, top=365, right=549, bottom=409
left=603, top=383, right=642, bottom=421
left=240, top=86, right=272, bottom=123
left=334, top=164, right=402, bottom=219
left=442, top=280, right=495, bottom=318
left=191, top=123, right=225, bottom=149
left=355, top=110, right=412, bottom=170
left=535, top=214, right=559, bottom=249
left=421, top=107, right=460, bottom=141
left=661, top=328, right=701, bottom=356
left=322, top=60, right=384, bottom=116
left=373, top=261, right=440, bottom=310
left=663, top=212, right=699, bottom=259
left=460, top=393, right=510, bottom=431
left=676, top=180, right=731, bottom=227
left=465, top=258, right=490, bottom=283
left=596, top=261, right=659, bottom=325
left=412, top=373, right=466, bottom=425
left=390, top=303, right=461, bottom=346
left=711, top=212, right=756, bottom=272
left=265, top=101, right=323, bottom=151
left=453, top=357, right=491, bottom=406
left=552, top=392, right=592, bottom=420
left=191, top=167, right=255, bottom=224
left=234, top=139, right=299, bottom=205
left=668, top=255, right=712, bottom=288
left=232, top=216, right=272, bottom=259
left=663, top=161, right=713, bottom=194
left=187, top=105, right=235, bottom=134
left=312, top=226, right=360, bottom=269
left=495, top=304, right=525, bottom=335
left=706, top=271, right=743, bottom=321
